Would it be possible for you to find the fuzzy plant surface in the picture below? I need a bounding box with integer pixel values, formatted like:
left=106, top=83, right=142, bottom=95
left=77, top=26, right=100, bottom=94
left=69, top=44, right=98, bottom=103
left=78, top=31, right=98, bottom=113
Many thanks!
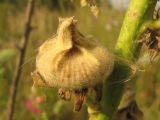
left=85, top=0, right=159, bottom=120
left=31, top=17, right=114, bottom=112
left=30, top=0, right=159, bottom=120
left=101, top=0, right=158, bottom=120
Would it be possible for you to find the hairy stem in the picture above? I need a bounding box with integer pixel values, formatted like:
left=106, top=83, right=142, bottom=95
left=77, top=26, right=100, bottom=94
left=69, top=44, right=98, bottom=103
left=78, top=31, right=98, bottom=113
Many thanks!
left=115, top=0, right=157, bottom=59
left=102, top=0, right=157, bottom=120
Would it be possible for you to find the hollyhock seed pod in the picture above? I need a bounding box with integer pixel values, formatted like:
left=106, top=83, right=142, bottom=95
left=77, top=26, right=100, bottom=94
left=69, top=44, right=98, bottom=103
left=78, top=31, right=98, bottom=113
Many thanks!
left=31, top=17, right=114, bottom=111
left=32, top=17, right=114, bottom=89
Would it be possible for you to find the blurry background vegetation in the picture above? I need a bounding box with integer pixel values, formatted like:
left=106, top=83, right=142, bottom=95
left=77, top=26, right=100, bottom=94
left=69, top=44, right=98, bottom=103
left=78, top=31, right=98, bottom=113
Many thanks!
left=0, top=0, right=160, bottom=120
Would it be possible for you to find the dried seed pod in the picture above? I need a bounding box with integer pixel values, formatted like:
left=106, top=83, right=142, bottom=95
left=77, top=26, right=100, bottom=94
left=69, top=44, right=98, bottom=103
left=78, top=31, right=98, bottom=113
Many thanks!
left=33, top=17, right=114, bottom=89
left=31, top=17, right=114, bottom=111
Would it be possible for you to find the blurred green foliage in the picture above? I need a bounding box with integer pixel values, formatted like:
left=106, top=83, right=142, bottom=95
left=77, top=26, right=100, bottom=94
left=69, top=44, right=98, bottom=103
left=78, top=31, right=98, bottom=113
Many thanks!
left=0, top=49, right=16, bottom=62
left=0, top=0, right=160, bottom=120
left=0, top=48, right=16, bottom=119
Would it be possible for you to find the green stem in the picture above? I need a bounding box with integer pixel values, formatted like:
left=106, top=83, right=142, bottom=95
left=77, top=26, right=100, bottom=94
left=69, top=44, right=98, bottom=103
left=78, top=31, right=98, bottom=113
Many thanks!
left=116, top=0, right=157, bottom=60
left=87, top=104, right=108, bottom=120
left=102, top=0, right=157, bottom=120
left=139, top=20, right=160, bottom=35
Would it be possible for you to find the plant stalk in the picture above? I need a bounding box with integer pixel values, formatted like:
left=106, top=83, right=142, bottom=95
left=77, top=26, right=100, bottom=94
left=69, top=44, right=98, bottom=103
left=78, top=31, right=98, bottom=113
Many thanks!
left=6, top=0, right=35, bottom=120
left=103, top=0, right=157, bottom=120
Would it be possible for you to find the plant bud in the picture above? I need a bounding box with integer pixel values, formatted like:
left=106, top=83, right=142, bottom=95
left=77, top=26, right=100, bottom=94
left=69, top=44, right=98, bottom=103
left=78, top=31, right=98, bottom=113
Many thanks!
left=32, top=17, right=114, bottom=90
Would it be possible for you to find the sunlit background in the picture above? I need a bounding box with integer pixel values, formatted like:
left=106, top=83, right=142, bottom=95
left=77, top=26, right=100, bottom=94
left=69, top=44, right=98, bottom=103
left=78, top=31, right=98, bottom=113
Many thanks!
left=0, top=0, right=160, bottom=120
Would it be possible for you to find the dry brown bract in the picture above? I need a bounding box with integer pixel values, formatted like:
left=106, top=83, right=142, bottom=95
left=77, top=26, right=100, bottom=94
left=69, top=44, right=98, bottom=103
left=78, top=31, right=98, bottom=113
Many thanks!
left=31, top=17, right=114, bottom=111
left=139, top=28, right=160, bottom=61
left=80, top=0, right=99, bottom=17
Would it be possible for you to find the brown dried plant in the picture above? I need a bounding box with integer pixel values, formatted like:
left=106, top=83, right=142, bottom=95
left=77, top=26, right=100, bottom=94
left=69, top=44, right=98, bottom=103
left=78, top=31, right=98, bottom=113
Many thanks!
left=31, top=17, right=114, bottom=111
left=139, top=28, right=160, bottom=61
left=80, top=0, right=99, bottom=17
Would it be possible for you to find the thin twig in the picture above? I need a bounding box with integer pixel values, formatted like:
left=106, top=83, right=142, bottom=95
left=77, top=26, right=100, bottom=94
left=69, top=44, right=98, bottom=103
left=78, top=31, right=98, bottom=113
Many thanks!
left=7, top=0, right=35, bottom=120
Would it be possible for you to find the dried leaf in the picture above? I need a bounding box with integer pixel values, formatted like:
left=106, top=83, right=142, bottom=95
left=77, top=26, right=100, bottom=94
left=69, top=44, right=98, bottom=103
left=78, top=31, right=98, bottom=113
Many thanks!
left=58, top=88, right=71, bottom=101
left=113, top=87, right=143, bottom=120
left=80, top=0, right=99, bottom=17
left=31, top=71, right=48, bottom=87
left=73, top=88, right=88, bottom=111
left=140, top=28, right=160, bottom=61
